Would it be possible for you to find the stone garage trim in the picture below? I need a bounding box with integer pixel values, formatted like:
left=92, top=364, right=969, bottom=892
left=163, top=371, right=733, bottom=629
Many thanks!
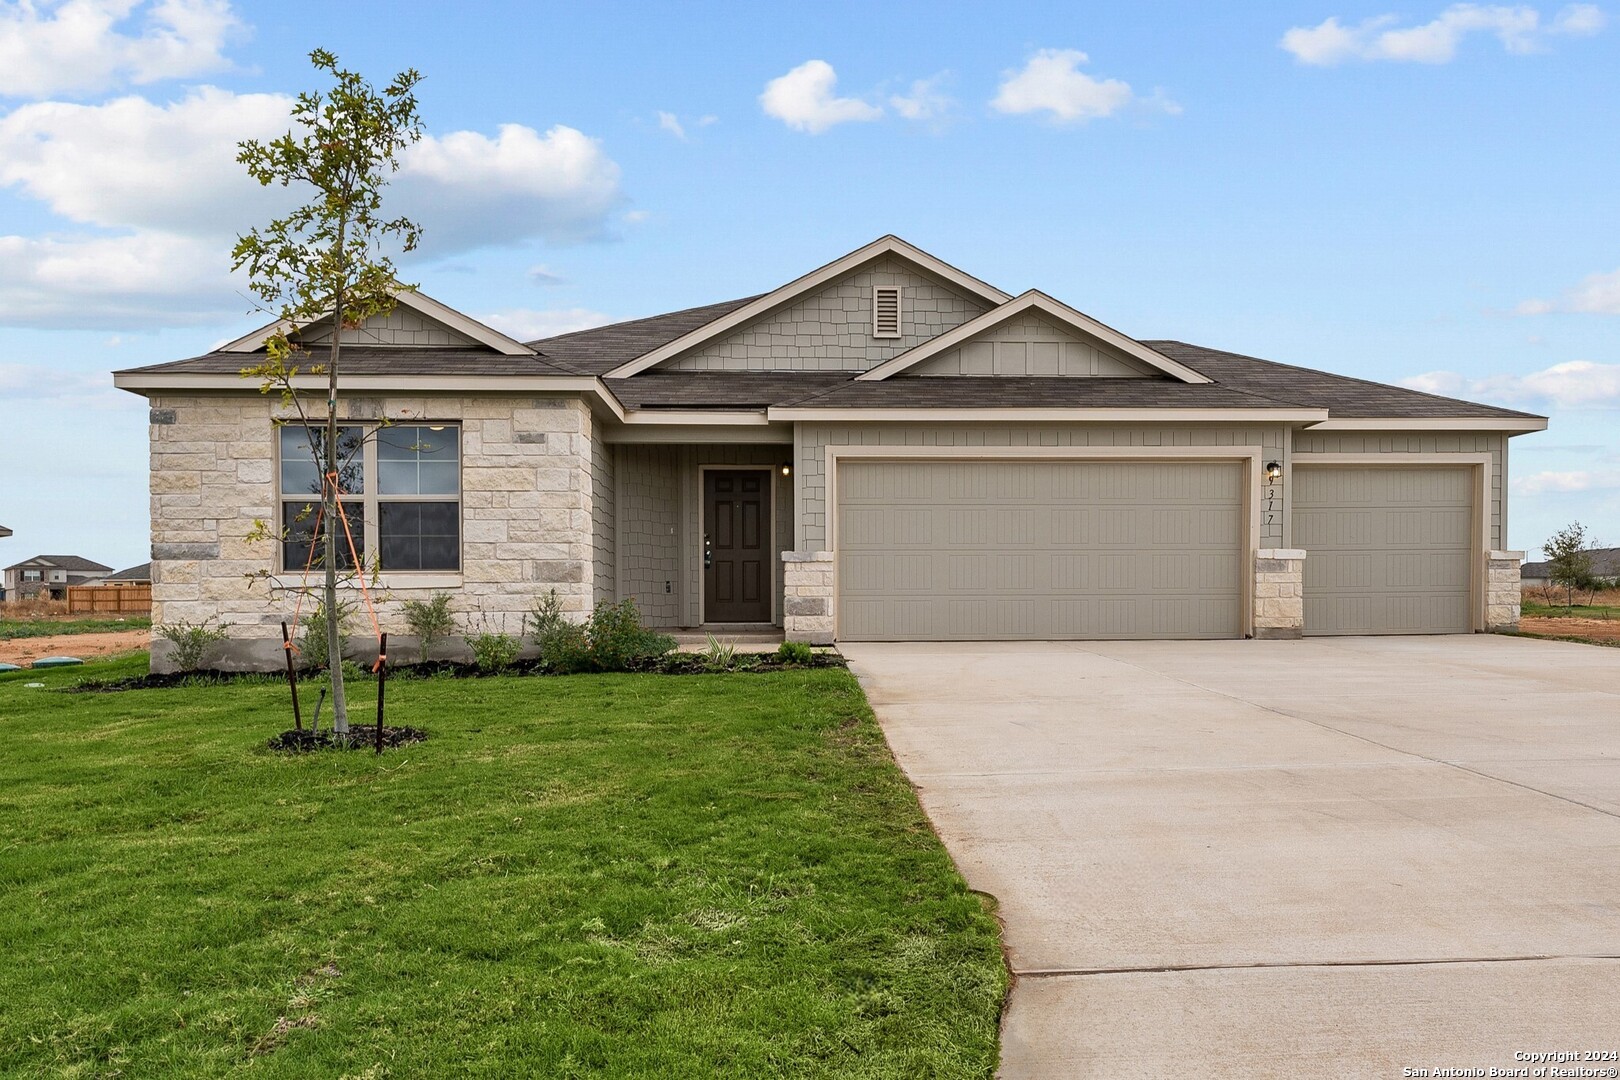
left=1254, top=549, right=1305, bottom=640
left=1487, top=551, right=1524, bottom=631
left=782, top=551, right=834, bottom=645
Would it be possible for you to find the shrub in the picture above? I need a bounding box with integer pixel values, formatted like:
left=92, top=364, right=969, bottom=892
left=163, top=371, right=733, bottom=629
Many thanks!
left=775, top=641, right=814, bottom=666
left=468, top=631, right=521, bottom=672
left=587, top=600, right=677, bottom=671
left=155, top=617, right=230, bottom=671
left=528, top=595, right=674, bottom=674
left=401, top=591, right=455, bottom=661
left=299, top=598, right=356, bottom=670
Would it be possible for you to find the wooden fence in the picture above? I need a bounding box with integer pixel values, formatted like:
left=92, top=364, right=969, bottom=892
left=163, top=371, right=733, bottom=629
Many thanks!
left=66, top=584, right=152, bottom=615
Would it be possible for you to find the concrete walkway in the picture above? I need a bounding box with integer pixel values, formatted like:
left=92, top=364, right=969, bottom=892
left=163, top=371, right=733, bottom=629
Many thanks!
left=841, top=636, right=1620, bottom=1079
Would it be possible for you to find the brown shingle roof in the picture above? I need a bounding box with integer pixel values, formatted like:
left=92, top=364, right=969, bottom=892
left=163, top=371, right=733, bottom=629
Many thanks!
left=116, top=298, right=1544, bottom=422
left=4, top=555, right=113, bottom=573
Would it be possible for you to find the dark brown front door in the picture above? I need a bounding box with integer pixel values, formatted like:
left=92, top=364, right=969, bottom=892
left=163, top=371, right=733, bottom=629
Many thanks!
left=704, top=470, right=771, bottom=623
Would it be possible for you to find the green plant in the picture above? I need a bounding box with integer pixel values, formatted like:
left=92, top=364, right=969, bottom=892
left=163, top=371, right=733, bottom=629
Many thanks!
left=401, top=591, right=455, bottom=661
left=702, top=633, right=737, bottom=670
left=155, top=618, right=230, bottom=671
left=775, top=641, right=814, bottom=666
left=530, top=597, right=675, bottom=674
left=468, top=628, right=522, bottom=672
left=299, top=598, right=356, bottom=670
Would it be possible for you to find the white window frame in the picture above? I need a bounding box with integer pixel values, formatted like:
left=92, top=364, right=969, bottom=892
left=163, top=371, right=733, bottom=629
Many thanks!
left=274, top=422, right=464, bottom=581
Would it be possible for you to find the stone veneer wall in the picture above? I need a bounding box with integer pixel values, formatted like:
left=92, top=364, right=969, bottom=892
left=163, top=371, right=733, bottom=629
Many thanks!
left=1253, top=549, right=1305, bottom=639
left=782, top=551, right=834, bottom=644
left=147, top=393, right=596, bottom=671
left=1487, top=551, right=1523, bottom=631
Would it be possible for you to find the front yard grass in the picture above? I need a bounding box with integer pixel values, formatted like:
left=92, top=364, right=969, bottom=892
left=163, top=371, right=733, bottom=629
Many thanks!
left=0, top=656, right=1005, bottom=1078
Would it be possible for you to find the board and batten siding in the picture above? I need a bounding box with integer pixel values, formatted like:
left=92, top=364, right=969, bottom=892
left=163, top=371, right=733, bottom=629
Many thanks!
left=1289, top=431, right=1507, bottom=550
left=668, top=256, right=991, bottom=372
left=906, top=312, right=1157, bottom=377
left=613, top=444, right=792, bottom=627
left=590, top=433, right=615, bottom=606
left=795, top=423, right=1291, bottom=551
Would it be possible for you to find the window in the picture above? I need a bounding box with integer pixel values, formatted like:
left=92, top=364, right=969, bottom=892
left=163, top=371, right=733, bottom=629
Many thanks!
left=23, top=569, right=40, bottom=581
left=278, top=423, right=461, bottom=573
left=872, top=285, right=901, bottom=338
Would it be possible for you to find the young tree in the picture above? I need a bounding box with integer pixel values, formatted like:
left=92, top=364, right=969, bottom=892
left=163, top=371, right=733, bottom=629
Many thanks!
left=234, top=49, right=423, bottom=738
left=1542, top=521, right=1595, bottom=608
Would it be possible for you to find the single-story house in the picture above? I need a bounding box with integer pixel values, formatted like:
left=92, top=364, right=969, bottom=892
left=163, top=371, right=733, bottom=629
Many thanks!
left=3, top=555, right=115, bottom=601
left=100, top=562, right=154, bottom=585
left=113, top=236, right=1544, bottom=671
left=1520, top=547, right=1620, bottom=588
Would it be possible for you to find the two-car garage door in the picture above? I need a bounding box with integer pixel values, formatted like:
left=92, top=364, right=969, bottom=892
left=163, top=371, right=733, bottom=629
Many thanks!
left=836, top=459, right=1244, bottom=640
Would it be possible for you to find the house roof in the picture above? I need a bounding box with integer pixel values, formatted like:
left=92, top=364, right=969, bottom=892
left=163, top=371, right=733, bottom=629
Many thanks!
left=111, top=238, right=1545, bottom=427
left=103, top=562, right=153, bottom=582
left=1520, top=548, right=1620, bottom=578
left=0, top=525, right=11, bottom=538
left=4, top=555, right=113, bottom=573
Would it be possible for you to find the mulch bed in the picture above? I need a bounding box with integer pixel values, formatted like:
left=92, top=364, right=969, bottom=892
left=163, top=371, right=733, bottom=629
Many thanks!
left=267, top=726, right=428, bottom=753
left=65, top=652, right=847, bottom=693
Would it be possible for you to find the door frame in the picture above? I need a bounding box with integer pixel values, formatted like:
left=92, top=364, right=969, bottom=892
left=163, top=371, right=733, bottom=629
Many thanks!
left=697, top=464, right=778, bottom=626
left=824, top=444, right=1265, bottom=640
left=1291, top=452, right=1492, bottom=633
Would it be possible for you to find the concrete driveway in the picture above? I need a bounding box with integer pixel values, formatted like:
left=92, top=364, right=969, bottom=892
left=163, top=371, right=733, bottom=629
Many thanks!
left=841, top=636, right=1620, bottom=1079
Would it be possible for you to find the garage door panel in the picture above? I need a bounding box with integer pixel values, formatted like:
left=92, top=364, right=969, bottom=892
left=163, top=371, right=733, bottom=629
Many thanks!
left=1294, top=466, right=1472, bottom=636
left=837, top=460, right=1243, bottom=641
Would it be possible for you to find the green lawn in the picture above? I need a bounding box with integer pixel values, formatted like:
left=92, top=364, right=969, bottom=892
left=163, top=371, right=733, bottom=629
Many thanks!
left=1520, top=601, right=1620, bottom=620
left=0, top=656, right=1005, bottom=1078
left=0, top=615, right=152, bottom=639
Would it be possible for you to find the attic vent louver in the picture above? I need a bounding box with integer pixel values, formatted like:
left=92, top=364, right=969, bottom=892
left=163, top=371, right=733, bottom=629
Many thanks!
left=872, top=286, right=902, bottom=338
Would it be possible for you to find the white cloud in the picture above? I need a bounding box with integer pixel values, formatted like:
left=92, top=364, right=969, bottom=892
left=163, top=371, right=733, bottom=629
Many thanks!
left=656, top=110, right=685, bottom=139
left=0, top=359, right=147, bottom=408
left=0, top=88, right=626, bottom=327
left=759, top=59, right=882, bottom=134
left=398, top=123, right=623, bottom=252
left=991, top=49, right=1171, bottom=124
left=478, top=307, right=611, bottom=342
left=889, top=73, right=953, bottom=124
left=1518, top=268, right=1620, bottom=315
left=1512, top=468, right=1620, bottom=495
left=1402, top=359, right=1620, bottom=409
left=527, top=264, right=565, bottom=286
left=1281, top=3, right=1605, bottom=65
left=0, top=0, right=241, bottom=99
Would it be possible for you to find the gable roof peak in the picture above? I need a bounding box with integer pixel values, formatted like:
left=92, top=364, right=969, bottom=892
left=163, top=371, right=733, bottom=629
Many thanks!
left=217, top=288, right=535, bottom=357
left=858, top=289, right=1214, bottom=384
left=602, top=235, right=1013, bottom=378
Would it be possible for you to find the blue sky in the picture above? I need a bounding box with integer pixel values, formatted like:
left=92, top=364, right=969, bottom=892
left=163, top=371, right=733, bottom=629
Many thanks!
left=2, top=0, right=1618, bottom=571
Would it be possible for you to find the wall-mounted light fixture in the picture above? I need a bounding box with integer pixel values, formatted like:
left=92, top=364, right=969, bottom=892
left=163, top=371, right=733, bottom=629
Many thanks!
left=780, top=462, right=793, bottom=478
left=1264, top=461, right=1282, bottom=481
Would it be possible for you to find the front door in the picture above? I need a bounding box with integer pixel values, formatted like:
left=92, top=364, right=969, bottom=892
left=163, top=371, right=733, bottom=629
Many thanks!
left=704, top=470, right=771, bottom=623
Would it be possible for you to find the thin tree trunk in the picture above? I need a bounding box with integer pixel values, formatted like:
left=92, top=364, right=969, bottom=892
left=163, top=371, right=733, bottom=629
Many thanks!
left=327, top=215, right=349, bottom=736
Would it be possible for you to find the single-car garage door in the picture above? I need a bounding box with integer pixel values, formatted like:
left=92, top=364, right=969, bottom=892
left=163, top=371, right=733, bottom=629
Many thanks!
left=1293, top=466, right=1474, bottom=635
left=836, top=459, right=1244, bottom=641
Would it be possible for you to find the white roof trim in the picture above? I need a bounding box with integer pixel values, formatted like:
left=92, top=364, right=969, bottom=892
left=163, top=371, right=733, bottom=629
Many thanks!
left=768, top=406, right=1330, bottom=423
left=602, top=235, right=1013, bottom=378
left=857, top=290, right=1213, bottom=384
left=1304, top=417, right=1547, bottom=433
left=218, top=289, right=535, bottom=357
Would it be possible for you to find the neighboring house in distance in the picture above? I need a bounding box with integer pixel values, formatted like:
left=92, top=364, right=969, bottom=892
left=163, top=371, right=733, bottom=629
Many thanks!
left=3, top=555, right=115, bottom=601
left=100, top=562, right=153, bottom=586
left=1521, top=548, right=1620, bottom=588
left=113, top=236, right=1546, bottom=671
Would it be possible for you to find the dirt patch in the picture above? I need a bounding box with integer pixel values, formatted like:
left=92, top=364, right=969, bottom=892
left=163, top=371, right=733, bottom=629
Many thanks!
left=0, top=629, right=149, bottom=666
left=267, top=726, right=428, bottom=752
left=1518, top=616, right=1620, bottom=643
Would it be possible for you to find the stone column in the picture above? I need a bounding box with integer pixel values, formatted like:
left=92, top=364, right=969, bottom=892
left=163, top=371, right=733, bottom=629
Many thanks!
left=1253, top=548, right=1305, bottom=639
left=782, top=551, right=835, bottom=645
left=1487, top=551, right=1524, bottom=631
